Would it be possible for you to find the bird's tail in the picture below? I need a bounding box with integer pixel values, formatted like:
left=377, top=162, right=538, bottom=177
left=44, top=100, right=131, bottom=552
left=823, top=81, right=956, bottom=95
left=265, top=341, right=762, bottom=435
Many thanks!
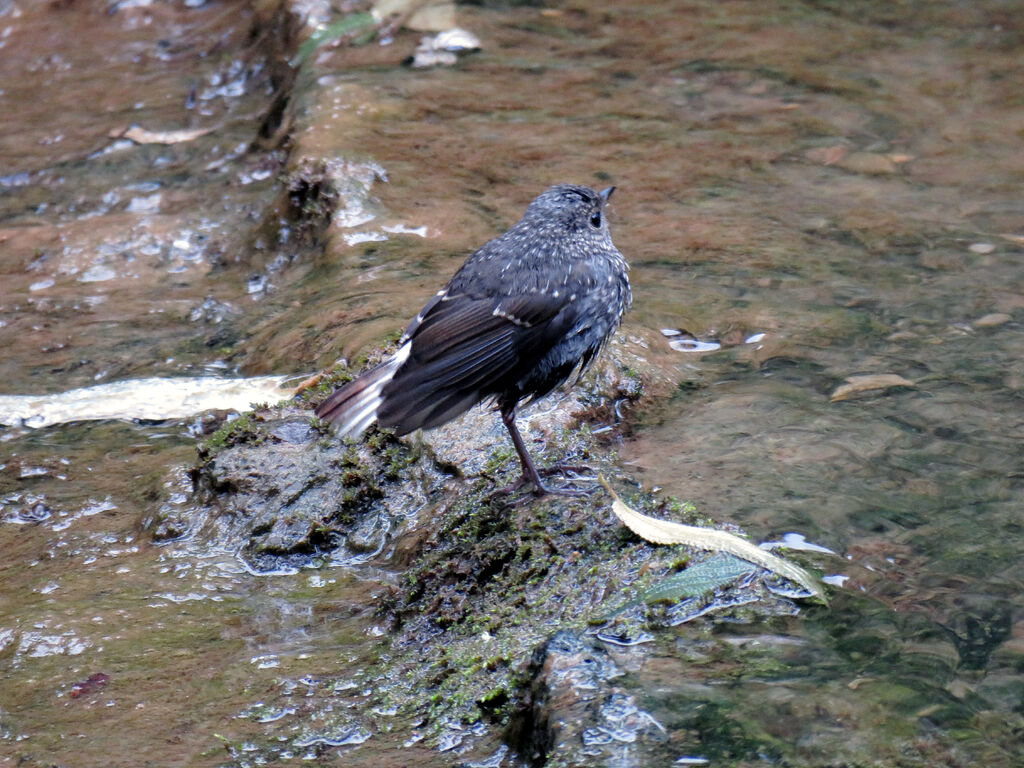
left=314, top=344, right=409, bottom=438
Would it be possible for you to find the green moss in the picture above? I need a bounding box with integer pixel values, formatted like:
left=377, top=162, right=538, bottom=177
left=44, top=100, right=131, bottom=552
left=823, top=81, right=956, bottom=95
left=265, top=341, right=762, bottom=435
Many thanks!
left=197, top=412, right=267, bottom=462
left=297, top=366, right=356, bottom=405
left=362, top=463, right=684, bottom=735
left=482, top=445, right=516, bottom=475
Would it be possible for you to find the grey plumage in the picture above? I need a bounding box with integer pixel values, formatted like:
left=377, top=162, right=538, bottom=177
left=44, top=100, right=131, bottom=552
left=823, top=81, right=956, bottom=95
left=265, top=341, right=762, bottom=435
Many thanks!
left=315, top=183, right=631, bottom=495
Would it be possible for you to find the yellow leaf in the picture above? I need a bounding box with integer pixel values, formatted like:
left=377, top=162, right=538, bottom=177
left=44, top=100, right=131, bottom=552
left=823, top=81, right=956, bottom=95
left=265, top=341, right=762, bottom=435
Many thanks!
left=112, top=125, right=214, bottom=145
left=599, top=476, right=826, bottom=602
left=830, top=374, right=916, bottom=402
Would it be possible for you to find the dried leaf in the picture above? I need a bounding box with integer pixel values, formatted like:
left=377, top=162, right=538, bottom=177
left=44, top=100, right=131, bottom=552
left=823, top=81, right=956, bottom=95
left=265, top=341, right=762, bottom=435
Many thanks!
left=973, top=313, right=1011, bottom=328
left=830, top=374, right=916, bottom=402
left=373, top=0, right=455, bottom=31
left=408, top=2, right=456, bottom=32
left=805, top=145, right=848, bottom=166
left=599, top=476, right=825, bottom=602
left=372, top=0, right=416, bottom=18
left=292, top=372, right=324, bottom=396
left=836, top=151, right=897, bottom=175
left=112, top=125, right=214, bottom=145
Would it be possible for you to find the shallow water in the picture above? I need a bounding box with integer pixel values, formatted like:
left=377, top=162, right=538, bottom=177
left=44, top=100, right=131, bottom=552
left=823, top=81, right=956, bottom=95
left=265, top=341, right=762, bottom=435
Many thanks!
left=2, top=0, right=1024, bottom=765
left=0, top=375, right=298, bottom=427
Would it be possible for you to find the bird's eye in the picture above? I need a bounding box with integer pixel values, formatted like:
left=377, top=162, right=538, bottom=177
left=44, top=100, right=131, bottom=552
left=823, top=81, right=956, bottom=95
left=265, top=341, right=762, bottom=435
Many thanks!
left=589, top=211, right=602, bottom=228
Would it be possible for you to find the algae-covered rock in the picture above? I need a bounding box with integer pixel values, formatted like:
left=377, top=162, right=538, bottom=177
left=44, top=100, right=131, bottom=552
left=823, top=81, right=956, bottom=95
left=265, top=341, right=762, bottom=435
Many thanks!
left=169, top=337, right=825, bottom=761
left=189, top=404, right=453, bottom=572
left=180, top=330, right=667, bottom=570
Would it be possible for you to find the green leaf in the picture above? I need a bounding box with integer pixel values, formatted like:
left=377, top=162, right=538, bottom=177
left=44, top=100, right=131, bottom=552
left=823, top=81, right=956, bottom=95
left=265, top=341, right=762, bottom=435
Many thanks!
left=640, top=554, right=758, bottom=604
left=293, top=13, right=377, bottom=67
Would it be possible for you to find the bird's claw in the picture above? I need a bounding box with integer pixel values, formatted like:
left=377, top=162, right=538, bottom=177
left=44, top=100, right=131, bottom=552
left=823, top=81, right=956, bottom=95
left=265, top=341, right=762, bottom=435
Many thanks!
left=493, top=464, right=595, bottom=500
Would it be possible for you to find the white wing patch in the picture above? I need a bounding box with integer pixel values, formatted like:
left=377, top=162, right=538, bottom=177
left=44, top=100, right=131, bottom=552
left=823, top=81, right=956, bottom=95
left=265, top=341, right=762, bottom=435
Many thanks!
left=492, top=307, right=532, bottom=327
left=330, top=342, right=411, bottom=438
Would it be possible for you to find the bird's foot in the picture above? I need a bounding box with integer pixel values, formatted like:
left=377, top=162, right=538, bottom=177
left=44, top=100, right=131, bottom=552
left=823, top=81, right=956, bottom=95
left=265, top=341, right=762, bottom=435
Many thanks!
left=535, top=464, right=592, bottom=479
left=493, top=464, right=594, bottom=500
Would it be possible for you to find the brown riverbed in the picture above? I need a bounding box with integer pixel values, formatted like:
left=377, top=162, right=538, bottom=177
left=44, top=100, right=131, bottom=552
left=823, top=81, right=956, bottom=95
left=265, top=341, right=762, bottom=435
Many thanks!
left=2, top=0, right=1023, bottom=766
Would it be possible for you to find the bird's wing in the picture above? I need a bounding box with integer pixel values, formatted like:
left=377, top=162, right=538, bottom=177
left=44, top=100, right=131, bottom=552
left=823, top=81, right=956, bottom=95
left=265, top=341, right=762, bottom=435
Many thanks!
left=377, top=290, right=576, bottom=433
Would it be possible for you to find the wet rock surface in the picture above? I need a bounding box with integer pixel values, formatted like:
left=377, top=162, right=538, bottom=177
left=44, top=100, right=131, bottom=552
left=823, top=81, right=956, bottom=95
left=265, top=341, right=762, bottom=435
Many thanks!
left=3, top=0, right=1024, bottom=765
left=177, top=349, right=824, bottom=765
left=513, top=631, right=671, bottom=768
left=188, top=406, right=450, bottom=572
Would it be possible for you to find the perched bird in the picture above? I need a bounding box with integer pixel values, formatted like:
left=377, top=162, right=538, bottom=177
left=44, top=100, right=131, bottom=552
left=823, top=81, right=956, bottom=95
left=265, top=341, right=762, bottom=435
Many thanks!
left=315, top=183, right=631, bottom=495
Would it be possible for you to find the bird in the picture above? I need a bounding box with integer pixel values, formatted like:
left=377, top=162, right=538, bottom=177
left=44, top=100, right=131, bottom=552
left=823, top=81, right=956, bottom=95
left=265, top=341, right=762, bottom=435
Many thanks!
left=315, top=183, right=631, bottom=496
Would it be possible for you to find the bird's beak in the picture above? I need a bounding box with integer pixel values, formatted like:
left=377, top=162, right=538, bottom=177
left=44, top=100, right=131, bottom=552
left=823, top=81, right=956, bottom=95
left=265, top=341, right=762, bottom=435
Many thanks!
left=599, top=186, right=615, bottom=202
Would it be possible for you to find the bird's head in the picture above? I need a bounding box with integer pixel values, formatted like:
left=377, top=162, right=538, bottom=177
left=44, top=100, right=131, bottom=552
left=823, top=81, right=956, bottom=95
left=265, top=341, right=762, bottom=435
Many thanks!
left=523, top=183, right=616, bottom=237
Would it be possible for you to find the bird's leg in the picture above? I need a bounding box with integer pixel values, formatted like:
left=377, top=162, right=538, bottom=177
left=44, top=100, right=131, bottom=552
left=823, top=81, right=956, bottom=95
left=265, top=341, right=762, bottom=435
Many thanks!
left=499, top=407, right=589, bottom=497
left=501, top=406, right=546, bottom=494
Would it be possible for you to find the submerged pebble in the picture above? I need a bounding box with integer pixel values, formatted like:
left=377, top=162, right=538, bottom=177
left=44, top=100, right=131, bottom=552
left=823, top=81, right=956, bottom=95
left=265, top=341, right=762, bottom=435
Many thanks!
left=668, top=338, right=721, bottom=353
left=973, top=312, right=1011, bottom=328
left=409, top=27, right=481, bottom=68
left=660, top=328, right=721, bottom=353
left=78, top=265, right=117, bottom=283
